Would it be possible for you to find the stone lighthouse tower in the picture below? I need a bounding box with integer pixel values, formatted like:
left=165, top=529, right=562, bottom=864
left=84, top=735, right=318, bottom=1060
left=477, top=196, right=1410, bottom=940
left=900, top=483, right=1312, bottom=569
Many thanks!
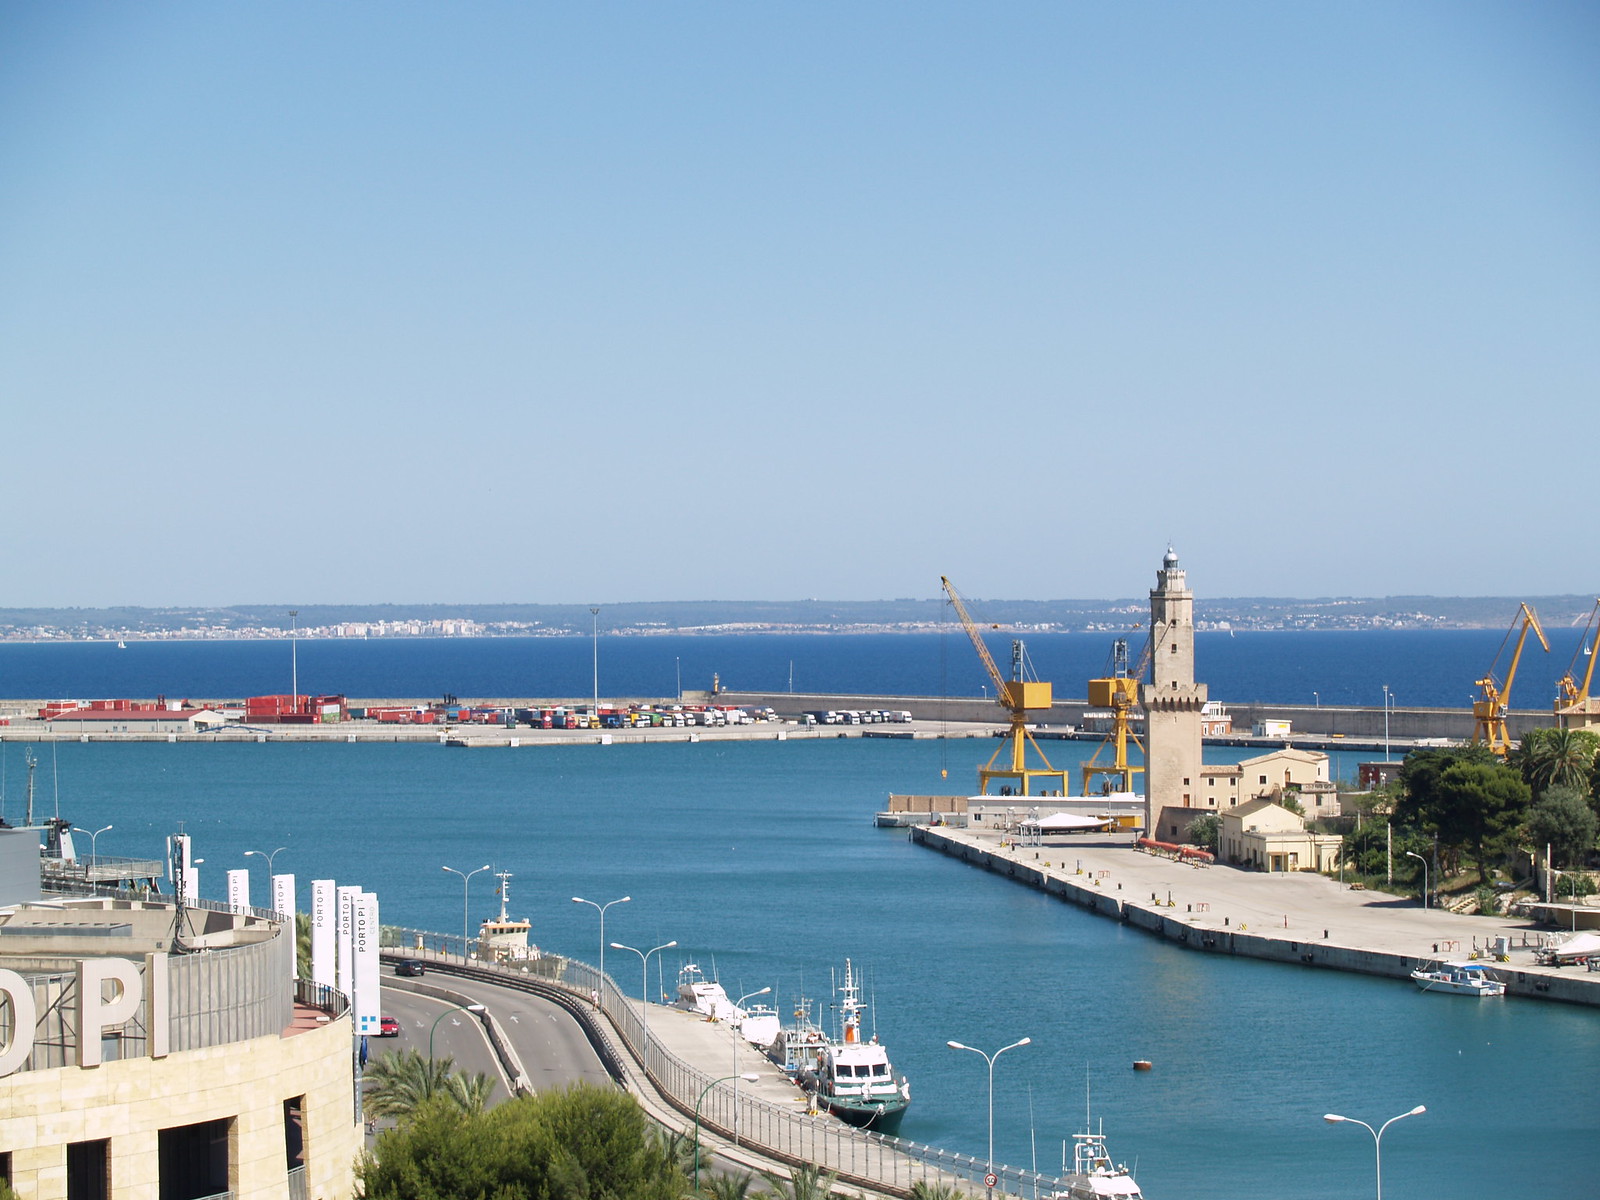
left=1139, top=548, right=1207, bottom=833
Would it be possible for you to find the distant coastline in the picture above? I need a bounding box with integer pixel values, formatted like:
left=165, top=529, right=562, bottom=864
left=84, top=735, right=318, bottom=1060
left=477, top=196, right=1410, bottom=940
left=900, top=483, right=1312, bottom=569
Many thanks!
left=2, top=591, right=1597, bottom=645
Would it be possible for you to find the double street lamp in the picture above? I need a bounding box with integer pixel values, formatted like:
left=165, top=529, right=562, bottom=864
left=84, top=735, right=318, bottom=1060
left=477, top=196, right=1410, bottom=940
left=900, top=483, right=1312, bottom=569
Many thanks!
left=443, top=864, right=492, bottom=952
left=573, top=894, right=630, bottom=1003
left=1323, top=1105, right=1426, bottom=1200
left=947, top=1036, right=1032, bottom=1189
left=610, top=939, right=677, bottom=1047
left=72, top=824, right=113, bottom=863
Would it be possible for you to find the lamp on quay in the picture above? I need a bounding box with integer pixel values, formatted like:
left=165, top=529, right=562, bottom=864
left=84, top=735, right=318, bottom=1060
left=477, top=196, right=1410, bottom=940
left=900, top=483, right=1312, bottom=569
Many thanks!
left=1323, top=1105, right=1425, bottom=1200
left=947, top=1036, right=1031, bottom=1189
left=730, top=986, right=771, bottom=1144
left=573, top=894, right=630, bottom=1003
left=443, top=864, right=492, bottom=952
left=1404, top=851, right=1428, bottom=909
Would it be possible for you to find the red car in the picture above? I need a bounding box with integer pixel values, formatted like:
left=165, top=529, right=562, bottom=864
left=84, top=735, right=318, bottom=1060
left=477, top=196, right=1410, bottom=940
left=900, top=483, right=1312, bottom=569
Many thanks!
left=379, top=1016, right=400, bottom=1038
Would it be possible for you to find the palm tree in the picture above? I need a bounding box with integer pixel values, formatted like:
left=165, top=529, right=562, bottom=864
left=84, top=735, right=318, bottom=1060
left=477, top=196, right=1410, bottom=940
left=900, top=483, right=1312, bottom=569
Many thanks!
left=760, top=1164, right=838, bottom=1200
left=909, top=1182, right=964, bottom=1200
left=364, top=1048, right=493, bottom=1122
left=700, top=1169, right=762, bottom=1200
left=295, top=911, right=311, bottom=978
left=1518, top=728, right=1600, bottom=798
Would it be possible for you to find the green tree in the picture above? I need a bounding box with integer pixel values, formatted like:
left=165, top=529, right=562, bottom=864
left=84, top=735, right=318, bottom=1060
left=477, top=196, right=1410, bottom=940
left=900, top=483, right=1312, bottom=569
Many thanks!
left=1394, top=746, right=1526, bottom=876
left=1184, top=813, right=1220, bottom=852
left=1524, top=785, right=1599, bottom=868
left=1512, top=728, right=1600, bottom=800
left=1279, top=793, right=1305, bottom=817
left=295, top=911, right=311, bottom=978
left=909, top=1182, right=963, bottom=1200
left=364, top=1049, right=494, bottom=1123
left=362, top=1084, right=690, bottom=1200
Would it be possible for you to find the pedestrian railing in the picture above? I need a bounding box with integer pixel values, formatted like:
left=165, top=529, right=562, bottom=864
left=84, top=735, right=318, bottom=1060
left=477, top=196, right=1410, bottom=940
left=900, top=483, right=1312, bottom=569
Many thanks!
left=380, top=930, right=1063, bottom=1199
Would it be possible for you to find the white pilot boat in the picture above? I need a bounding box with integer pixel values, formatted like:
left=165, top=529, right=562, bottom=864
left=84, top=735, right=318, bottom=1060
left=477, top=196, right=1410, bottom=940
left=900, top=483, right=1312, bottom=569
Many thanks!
left=1410, top=960, right=1506, bottom=997
left=476, top=871, right=537, bottom=963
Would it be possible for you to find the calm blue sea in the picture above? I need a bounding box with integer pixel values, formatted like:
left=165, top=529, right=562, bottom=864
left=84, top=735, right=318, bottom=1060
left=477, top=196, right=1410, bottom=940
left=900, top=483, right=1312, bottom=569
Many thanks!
left=6, top=735, right=1596, bottom=1199
left=0, top=628, right=1585, bottom=709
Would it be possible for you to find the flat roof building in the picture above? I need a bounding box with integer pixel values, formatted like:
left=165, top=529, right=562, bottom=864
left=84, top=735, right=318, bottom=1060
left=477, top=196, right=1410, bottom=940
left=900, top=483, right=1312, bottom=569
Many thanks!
left=0, top=833, right=359, bottom=1200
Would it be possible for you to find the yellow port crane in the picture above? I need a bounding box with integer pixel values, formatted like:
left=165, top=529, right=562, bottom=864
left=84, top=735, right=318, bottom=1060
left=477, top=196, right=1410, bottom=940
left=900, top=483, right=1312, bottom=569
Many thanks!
left=1080, top=633, right=1150, bottom=796
left=1471, top=603, right=1549, bottom=757
left=1555, top=598, right=1600, bottom=726
left=941, top=575, right=1068, bottom=796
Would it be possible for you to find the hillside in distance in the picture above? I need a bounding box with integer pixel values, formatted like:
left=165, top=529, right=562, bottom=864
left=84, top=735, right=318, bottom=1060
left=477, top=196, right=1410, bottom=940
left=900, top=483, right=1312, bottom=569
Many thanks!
left=1, top=594, right=1596, bottom=641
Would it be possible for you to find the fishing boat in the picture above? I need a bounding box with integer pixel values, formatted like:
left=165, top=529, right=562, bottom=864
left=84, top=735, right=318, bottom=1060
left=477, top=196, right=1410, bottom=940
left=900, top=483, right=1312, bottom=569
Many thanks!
left=792, top=959, right=910, bottom=1134
left=1410, top=960, right=1506, bottom=997
left=476, top=871, right=537, bottom=963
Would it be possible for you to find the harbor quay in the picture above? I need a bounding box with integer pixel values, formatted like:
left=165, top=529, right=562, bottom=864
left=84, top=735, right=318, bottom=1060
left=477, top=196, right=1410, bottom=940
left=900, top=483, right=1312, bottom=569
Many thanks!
left=909, top=824, right=1600, bottom=1007
left=374, top=940, right=1042, bottom=1200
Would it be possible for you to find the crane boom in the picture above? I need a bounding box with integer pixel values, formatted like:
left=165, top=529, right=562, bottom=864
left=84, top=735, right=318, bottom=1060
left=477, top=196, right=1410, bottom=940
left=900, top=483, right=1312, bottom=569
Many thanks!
left=1472, top=603, right=1550, bottom=756
left=1556, top=599, right=1600, bottom=720
left=941, top=576, right=1009, bottom=703
left=940, top=575, right=1066, bottom=796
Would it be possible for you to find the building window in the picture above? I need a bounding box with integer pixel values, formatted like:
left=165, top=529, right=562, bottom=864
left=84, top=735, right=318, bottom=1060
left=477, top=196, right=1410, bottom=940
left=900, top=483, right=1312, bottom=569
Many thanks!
left=1183, top=778, right=1190, bottom=786
left=160, top=1117, right=234, bottom=1200
left=284, top=1095, right=306, bottom=1172
left=1259, top=775, right=1268, bottom=785
left=67, top=1139, right=109, bottom=1200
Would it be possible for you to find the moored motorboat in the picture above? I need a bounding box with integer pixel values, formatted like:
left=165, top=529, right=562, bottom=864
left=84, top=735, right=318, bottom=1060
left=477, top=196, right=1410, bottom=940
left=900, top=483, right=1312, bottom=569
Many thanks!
left=1410, top=960, right=1506, bottom=997
left=789, top=959, right=910, bottom=1135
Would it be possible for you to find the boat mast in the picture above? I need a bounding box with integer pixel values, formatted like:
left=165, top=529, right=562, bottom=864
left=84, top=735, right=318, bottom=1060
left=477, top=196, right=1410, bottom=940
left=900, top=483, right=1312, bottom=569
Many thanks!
left=493, top=870, right=513, bottom=922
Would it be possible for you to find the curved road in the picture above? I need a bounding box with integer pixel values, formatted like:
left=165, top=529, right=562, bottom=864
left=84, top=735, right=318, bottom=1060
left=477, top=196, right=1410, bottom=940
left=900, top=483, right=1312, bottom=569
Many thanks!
left=378, top=973, right=612, bottom=1103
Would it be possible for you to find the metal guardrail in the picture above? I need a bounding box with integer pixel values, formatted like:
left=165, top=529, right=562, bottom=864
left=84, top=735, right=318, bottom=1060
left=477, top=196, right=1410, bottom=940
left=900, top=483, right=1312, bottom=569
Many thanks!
left=380, top=932, right=1064, bottom=1199
left=287, top=1164, right=308, bottom=1200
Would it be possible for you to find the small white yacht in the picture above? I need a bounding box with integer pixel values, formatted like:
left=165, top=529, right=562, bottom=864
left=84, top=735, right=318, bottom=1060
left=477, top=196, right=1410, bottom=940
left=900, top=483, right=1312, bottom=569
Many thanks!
left=1410, top=960, right=1506, bottom=997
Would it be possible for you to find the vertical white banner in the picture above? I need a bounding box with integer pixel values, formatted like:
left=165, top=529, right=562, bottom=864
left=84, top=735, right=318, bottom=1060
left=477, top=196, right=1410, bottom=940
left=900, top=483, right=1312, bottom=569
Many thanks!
left=337, top=885, right=360, bottom=1001
left=353, top=891, right=380, bottom=1038
left=311, top=879, right=335, bottom=991
left=273, top=873, right=296, bottom=922
left=227, top=868, right=249, bottom=912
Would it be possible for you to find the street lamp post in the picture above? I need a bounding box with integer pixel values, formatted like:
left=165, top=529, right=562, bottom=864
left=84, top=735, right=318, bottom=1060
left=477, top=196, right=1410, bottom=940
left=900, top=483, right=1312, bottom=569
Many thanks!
left=1382, top=685, right=1392, bottom=761
left=289, top=610, right=299, bottom=713
left=590, top=606, right=601, bottom=716
left=730, top=986, right=771, bottom=1144
left=244, top=846, right=287, bottom=875
left=442, top=864, right=492, bottom=954
left=947, top=1036, right=1032, bottom=1189
left=610, top=939, right=677, bottom=1048
left=427, top=1001, right=488, bottom=1063
left=72, top=824, right=113, bottom=864
left=1323, top=1105, right=1426, bottom=1200
left=1404, top=850, right=1429, bottom=909
left=693, top=1073, right=759, bottom=1189
left=572, top=894, right=630, bottom=1004
left=244, top=846, right=287, bottom=910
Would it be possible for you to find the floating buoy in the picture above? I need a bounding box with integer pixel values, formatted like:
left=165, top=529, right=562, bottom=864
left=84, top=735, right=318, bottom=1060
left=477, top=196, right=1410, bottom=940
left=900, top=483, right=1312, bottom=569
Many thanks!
left=1133, top=1060, right=1153, bottom=1071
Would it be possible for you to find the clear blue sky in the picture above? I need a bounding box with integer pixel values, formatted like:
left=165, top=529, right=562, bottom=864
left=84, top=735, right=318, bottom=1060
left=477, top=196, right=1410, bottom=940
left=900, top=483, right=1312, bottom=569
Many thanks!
left=2, top=3, right=1595, bottom=607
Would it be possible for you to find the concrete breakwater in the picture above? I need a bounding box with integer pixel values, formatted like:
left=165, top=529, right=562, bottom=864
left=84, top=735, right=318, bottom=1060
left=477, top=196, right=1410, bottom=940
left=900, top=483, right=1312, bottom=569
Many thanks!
left=910, top=825, right=1600, bottom=1008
